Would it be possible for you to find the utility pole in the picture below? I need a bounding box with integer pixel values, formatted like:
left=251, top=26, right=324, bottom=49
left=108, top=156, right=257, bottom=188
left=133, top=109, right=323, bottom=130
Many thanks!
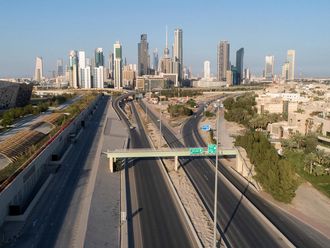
left=213, top=101, right=220, bottom=248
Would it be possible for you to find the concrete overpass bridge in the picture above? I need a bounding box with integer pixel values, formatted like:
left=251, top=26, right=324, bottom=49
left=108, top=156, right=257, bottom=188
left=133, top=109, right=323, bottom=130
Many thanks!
left=103, top=147, right=238, bottom=172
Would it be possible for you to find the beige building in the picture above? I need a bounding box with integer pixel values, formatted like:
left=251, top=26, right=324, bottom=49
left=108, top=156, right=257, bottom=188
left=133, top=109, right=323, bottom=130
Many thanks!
left=123, top=65, right=136, bottom=88
left=136, top=76, right=168, bottom=91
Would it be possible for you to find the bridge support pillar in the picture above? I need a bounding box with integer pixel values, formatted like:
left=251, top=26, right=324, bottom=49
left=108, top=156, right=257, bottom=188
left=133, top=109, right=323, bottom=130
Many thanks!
left=174, top=156, right=179, bottom=171
left=109, top=156, right=114, bottom=173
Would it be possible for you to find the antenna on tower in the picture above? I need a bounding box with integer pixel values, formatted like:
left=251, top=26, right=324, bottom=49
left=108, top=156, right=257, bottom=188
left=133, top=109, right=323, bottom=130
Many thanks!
left=165, top=25, right=168, bottom=49
left=164, top=25, right=170, bottom=58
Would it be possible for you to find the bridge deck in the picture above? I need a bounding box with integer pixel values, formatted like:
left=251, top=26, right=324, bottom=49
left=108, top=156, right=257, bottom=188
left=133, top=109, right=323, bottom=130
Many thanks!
left=103, top=147, right=237, bottom=158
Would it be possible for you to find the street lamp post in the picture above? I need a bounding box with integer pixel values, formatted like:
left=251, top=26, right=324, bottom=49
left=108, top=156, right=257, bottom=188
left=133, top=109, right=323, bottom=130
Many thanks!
left=159, top=110, right=162, bottom=149
left=213, top=102, right=221, bottom=248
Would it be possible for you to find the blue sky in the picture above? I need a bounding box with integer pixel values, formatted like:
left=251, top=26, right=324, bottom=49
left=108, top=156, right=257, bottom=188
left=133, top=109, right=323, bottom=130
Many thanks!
left=0, top=0, right=329, bottom=77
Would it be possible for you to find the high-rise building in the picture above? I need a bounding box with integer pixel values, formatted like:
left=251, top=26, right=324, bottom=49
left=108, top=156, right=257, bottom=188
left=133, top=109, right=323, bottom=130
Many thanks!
left=217, top=41, right=230, bottom=81
left=204, top=61, right=211, bottom=79
left=109, top=53, right=114, bottom=79
left=78, top=51, right=86, bottom=69
left=34, top=56, right=43, bottom=82
left=138, top=34, right=149, bottom=76
left=56, top=59, right=64, bottom=77
left=160, top=27, right=173, bottom=75
left=78, top=51, right=86, bottom=88
left=265, top=55, right=275, bottom=81
left=244, top=68, right=251, bottom=82
left=94, top=66, right=104, bottom=88
left=173, top=28, right=183, bottom=81
left=114, top=42, right=122, bottom=89
left=236, top=48, right=244, bottom=83
left=95, top=48, right=104, bottom=67
left=123, top=65, right=136, bottom=88
left=231, top=65, right=240, bottom=85
left=287, top=50, right=295, bottom=80
left=282, top=62, right=290, bottom=81
left=69, top=50, right=79, bottom=88
left=83, top=66, right=92, bottom=89
left=153, top=48, right=159, bottom=72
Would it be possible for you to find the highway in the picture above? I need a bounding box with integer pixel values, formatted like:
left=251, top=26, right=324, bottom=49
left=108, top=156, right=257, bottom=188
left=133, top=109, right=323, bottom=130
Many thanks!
left=140, top=100, right=330, bottom=247
left=113, top=96, right=197, bottom=248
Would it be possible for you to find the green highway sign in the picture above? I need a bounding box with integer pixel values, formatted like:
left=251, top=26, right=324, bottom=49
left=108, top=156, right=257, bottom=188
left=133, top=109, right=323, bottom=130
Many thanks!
left=189, top=147, right=204, bottom=155
left=208, top=144, right=217, bottom=154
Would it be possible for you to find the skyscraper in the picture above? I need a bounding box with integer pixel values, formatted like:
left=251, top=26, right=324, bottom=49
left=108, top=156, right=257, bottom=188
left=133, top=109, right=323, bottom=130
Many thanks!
left=94, top=66, right=104, bottom=88
left=160, top=26, right=172, bottom=74
left=204, top=60, right=211, bottom=79
left=114, top=41, right=122, bottom=89
left=217, top=41, right=230, bottom=81
left=173, top=28, right=183, bottom=81
left=95, top=48, right=104, bottom=67
left=56, top=59, right=64, bottom=77
left=34, top=56, right=43, bottom=82
left=69, top=50, right=79, bottom=88
left=153, top=48, right=159, bottom=72
left=236, top=48, right=244, bottom=83
left=138, top=34, right=149, bottom=76
left=282, top=62, right=290, bottom=81
left=78, top=51, right=86, bottom=88
left=287, top=50, right=295, bottom=80
left=109, top=53, right=114, bottom=79
left=78, top=51, right=86, bottom=68
left=265, top=55, right=275, bottom=81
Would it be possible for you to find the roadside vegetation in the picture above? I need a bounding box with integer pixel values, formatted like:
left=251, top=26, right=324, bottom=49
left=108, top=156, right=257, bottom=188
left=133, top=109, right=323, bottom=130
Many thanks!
left=160, top=88, right=202, bottom=98
left=0, top=94, right=98, bottom=186
left=223, top=93, right=283, bottom=130
left=224, top=93, right=330, bottom=201
left=167, top=104, right=193, bottom=117
left=236, top=131, right=299, bottom=203
left=204, top=110, right=215, bottom=118
left=282, top=133, right=330, bottom=197
left=186, top=98, right=197, bottom=108
left=0, top=94, right=75, bottom=128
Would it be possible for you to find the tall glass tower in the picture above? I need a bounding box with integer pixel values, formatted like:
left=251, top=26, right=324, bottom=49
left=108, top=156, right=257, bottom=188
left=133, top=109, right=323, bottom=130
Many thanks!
left=95, top=48, right=104, bottom=67
left=173, top=28, right=183, bottom=81
left=236, top=48, right=244, bottom=84
left=217, top=41, right=230, bottom=81
left=114, top=42, right=122, bottom=89
left=138, top=34, right=149, bottom=76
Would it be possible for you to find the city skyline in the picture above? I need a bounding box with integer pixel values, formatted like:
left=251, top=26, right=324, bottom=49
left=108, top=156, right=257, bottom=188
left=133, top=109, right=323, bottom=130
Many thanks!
left=0, top=0, right=330, bottom=78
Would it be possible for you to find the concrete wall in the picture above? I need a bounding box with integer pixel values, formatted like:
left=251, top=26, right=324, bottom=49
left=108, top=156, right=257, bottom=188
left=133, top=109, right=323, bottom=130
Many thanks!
left=235, top=147, right=261, bottom=191
left=0, top=95, right=101, bottom=226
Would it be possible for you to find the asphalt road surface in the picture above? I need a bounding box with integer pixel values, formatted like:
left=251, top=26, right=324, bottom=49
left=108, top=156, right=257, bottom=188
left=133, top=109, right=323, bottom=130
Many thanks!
left=113, top=96, right=196, bottom=248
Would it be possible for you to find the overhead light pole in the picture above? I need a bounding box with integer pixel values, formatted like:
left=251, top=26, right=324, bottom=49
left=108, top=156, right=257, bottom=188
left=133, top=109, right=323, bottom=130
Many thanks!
left=213, top=100, right=221, bottom=248
left=158, top=109, right=162, bottom=149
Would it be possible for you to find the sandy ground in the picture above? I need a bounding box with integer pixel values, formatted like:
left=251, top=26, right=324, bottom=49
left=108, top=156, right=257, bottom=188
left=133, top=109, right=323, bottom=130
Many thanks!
left=135, top=103, right=219, bottom=248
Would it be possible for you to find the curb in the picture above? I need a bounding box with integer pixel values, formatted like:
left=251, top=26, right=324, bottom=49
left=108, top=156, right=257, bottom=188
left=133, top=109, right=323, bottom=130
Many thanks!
left=120, top=138, right=129, bottom=248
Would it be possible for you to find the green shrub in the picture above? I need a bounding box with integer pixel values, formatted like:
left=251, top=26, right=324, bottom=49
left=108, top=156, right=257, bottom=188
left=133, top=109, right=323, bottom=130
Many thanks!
left=236, top=131, right=299, bottom=203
